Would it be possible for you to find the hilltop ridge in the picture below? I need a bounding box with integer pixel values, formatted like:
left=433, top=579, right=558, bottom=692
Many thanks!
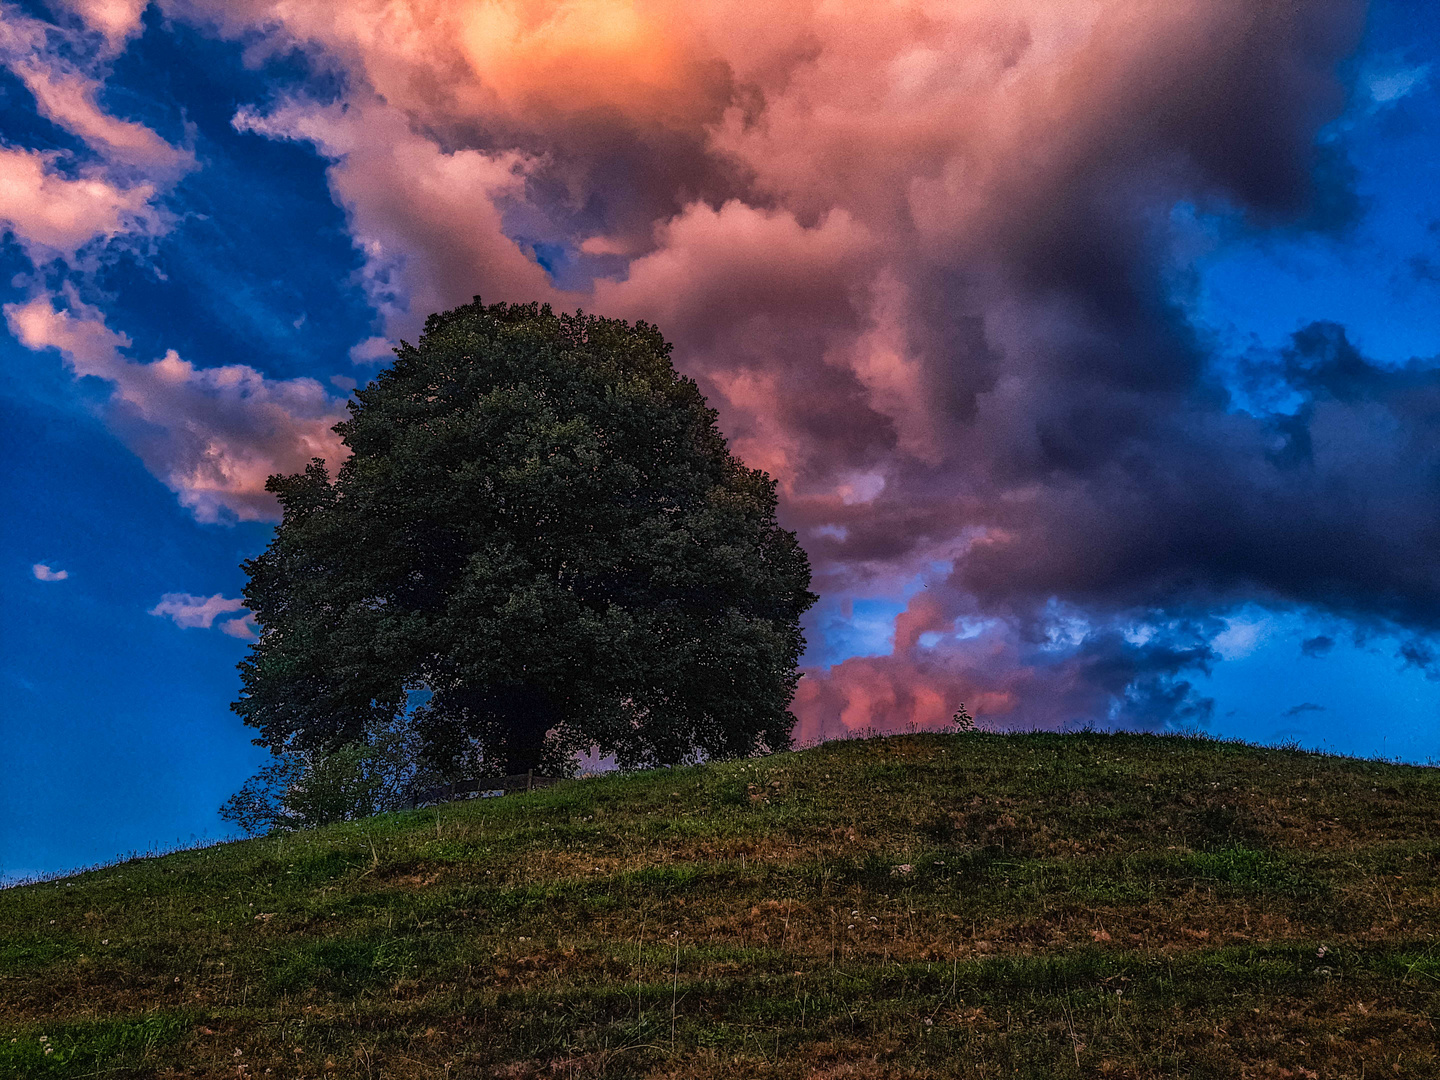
left=2, top=732, right=1438, bottom=1078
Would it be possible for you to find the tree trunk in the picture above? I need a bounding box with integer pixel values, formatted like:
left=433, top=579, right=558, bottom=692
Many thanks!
left=500, top=687, right=553, bottom=775
left=439, top=683, right=557, bottom=777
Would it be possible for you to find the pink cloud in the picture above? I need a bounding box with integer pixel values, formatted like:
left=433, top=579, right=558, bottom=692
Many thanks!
left=594, top=199, right=880, bottom=490
left=0, top=9, right=191, bottom=262
left=157, top=0, right=1376, bottom=735
left=233, top=97, right=557, bottom=347
left=6, top=295, right=349, bottom=522
left=32, top=563, right=70, bottom=582
left=793, top=589, right=1217, bottom=742
left=0, top=146, right=156, bottom=261
left=11, top=61, right=192, bottom=174
left=59, top=0, right=149, bottom=52
left=220, top=612, right=261, bottom=641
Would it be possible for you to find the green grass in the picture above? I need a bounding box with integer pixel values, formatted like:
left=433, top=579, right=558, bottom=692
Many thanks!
left=2, top=731, right=1439, bottom=1077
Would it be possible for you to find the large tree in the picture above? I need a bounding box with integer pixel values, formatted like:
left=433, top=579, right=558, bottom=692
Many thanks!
left=234, top=299, right=815, bottom=777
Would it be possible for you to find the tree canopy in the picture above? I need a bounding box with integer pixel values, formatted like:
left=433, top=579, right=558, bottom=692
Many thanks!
left=233, top=299, right=816, bottom=778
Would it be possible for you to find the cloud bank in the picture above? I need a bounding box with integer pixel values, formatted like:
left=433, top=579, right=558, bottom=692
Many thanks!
left=23, top=0, right=1440, bottom=739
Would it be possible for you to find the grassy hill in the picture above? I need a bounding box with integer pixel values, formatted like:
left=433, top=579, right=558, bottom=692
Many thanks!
left=2, top=731, right=1439, bottom=1079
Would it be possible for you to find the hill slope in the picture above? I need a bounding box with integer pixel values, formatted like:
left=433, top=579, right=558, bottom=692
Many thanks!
left=2, top=732, right=1439, bottom=1079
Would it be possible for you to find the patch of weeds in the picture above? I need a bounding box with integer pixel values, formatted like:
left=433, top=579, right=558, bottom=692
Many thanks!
left=959, top=949, right=1127, bottom=992
left=920, top=809, right=962, bottom=844
left=276, top=848, right=367, bottom=886
left=692, top=1019, right=738, bottom=1048
left=414, top=838, right=491, bottom=862
left=948, top=808, right=1045, bottom=857
left=714, top=780, right=752, bottom=808
left=927, top=847, right=1002, bottom=886
left=623, top=864, right=706, bottom=894
left=1378, top=945, right=1440, bottom=985
left=0, top=1012, right=191, bottom=1077
left=1185, top=803, right=1264, bottom=848
left=832, top=852, right=942, bottom=891
left=478, top=880, right=609, bottom=917
left=265, top=936, right=416, bottom=995
left=1176, top=846, right=1302, bottom=892
left=0, top=934, right=76, bottom=976
left=1151, top=942, right=1376, bottom=1001
left=1065, top=873, right=1156, bottom=905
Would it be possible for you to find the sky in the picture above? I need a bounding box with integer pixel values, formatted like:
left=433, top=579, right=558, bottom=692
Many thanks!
left=5, top=0, right=1440, bottom=882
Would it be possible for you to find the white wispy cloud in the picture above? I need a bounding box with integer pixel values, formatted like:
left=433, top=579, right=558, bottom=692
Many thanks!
left=148, top=592, right=246, bottom=629
left=32, top=563, right=69, bottom=581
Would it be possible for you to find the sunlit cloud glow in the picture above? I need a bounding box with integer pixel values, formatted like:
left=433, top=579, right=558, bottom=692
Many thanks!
left=18, top=0, right=1440, bottom=743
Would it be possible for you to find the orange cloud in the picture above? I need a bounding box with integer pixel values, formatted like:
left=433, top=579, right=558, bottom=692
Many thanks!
left=453, top=0, right=712, bottom=124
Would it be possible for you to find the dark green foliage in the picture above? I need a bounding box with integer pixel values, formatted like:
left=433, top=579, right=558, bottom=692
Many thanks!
left=220, top=717, right=438, bottom=835
left=234, top=299, right=815, bottom=776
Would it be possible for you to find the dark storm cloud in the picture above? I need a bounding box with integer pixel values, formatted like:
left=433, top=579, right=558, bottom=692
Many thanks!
left=37, top=0, right=1410, bottom=733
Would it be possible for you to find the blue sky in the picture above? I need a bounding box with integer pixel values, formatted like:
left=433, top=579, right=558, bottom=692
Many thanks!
left=4, top=0, right=1440, bottom=881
